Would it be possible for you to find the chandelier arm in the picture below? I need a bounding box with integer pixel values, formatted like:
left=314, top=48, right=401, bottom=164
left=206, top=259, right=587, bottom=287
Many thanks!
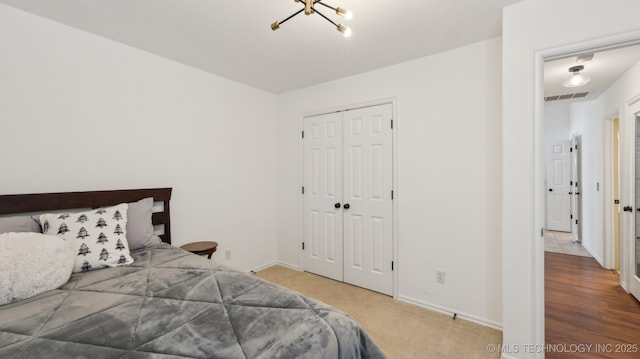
left=316, top=1, right=337, bottom=12
left=314, top=8, right=339, bottom=27
left=279, top=7, right=306, bottom=26
left=316, top=10, right=338, bottom=27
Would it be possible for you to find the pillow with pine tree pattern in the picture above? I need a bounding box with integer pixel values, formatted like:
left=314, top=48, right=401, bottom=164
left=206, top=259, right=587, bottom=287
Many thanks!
left=39, top=203, right=134, bottom=273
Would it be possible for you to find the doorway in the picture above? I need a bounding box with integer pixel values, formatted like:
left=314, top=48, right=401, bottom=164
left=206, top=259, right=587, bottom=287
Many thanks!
left=542, top=43, right=640, bottom=347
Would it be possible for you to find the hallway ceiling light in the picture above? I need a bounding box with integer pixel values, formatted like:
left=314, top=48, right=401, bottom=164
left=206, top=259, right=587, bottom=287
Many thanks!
left=563, top=65, right=591, bottom=88
left=271, top=0, right=353, bottom=37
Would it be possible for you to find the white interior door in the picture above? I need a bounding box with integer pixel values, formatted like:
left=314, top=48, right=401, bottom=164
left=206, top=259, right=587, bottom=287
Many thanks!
left=546, top=140, right=571, bottom=232
left=303, top=112, right=343, bottom=281
left=621, top=100, right=640, bottom=302
left=342, top=104, right=394, bottom=295
left=570, top=135, right=582, bottom=242
left=632, top=112, right=640, bottom=300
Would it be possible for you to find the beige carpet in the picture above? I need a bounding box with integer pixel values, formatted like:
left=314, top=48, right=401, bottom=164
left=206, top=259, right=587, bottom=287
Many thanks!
left=256, top=265, right=502, bottom=359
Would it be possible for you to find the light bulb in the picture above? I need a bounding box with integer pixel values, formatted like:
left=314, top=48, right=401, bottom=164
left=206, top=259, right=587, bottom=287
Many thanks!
left=337, top=24, right=352, bottom=37
left=336, top=7, right=353, bottom=20
left=567, top=74, right=584, bottom=87
left=563, top=65, right=591, bottom=88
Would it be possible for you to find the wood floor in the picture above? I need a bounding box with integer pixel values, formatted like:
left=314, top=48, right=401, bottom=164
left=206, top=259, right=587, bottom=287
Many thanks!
left=545, top=252, right=640, bottom=359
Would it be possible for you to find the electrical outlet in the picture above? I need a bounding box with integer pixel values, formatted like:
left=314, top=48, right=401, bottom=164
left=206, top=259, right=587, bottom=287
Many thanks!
left=225, top=250, right=231, bottom=260
left=436, top=270, right=446, bottom=284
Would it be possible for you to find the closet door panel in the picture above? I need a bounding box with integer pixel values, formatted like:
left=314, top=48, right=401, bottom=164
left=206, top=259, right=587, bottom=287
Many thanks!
left=303, top=113, right=344, bottom=281
left=343, top=104, right=394, bottom=295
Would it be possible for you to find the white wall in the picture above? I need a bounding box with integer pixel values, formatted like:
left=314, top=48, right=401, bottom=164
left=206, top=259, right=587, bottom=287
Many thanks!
left=503, top=0, right=640, bottom=357
left=276, top=38, right=503, bottom=327
left=0, top=4, right=278, bottom=272
left=569, top=101, right=605, bottom=262
left=543, top=102, right=571, bottom=148
left=598, top=60, right=640, bottom=109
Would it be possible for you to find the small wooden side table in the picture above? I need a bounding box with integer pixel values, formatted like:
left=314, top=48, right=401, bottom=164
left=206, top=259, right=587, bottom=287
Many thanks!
left=180, top=241, right=218, bottom=259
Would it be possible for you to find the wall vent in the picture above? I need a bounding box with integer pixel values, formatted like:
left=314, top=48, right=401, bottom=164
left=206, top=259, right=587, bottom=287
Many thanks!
left=545, top=92, right=589, bottom=102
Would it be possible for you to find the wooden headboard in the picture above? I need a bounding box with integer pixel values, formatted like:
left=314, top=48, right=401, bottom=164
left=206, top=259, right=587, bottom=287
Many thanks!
left=0, top=188, right=173, bottom=244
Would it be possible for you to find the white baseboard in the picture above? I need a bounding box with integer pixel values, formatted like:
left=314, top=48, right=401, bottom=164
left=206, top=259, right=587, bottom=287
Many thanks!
left=274, top=261, right=302, bottom=271
left=621, top=280, right=629, bottom=292
left=398, top=295, right=503, bottom=330
left=251, top=261, right=276, bottom=273
left=251, top=260, right=301, bottom=273
left=592, top=253, right=605, bottom=268
left=580, top=241, right=608, bottom=269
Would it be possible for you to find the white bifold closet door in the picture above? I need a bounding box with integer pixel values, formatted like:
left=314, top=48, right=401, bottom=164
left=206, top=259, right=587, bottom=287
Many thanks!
left=303, top=103, right=393, bottom=296
left=303, top=112, right=344, bottom=281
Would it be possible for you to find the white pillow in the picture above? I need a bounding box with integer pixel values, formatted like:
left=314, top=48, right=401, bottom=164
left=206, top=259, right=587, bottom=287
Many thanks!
left=0, top=232, right=74, bottom=305
left=40, top=203, right=134, bottom=273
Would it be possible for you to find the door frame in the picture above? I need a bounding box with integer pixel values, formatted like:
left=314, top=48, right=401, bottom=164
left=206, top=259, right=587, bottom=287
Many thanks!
left=297, top=98, right=399, bottom=298
left=604, top=115, right=622, bottom=271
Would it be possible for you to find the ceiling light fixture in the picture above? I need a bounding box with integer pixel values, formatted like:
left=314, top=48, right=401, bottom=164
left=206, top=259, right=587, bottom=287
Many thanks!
left=271, top=0, right=353, bottom=37
left=563, top=65, right=591, bottom=88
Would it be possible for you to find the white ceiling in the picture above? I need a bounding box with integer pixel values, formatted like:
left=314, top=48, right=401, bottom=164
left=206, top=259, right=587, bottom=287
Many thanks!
left=544, top=44, right=640, bottom=103
left=0, top=0, right=524, bottom=94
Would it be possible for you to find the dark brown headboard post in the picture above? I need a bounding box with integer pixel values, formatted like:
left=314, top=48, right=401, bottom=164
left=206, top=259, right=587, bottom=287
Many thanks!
left=164, top=199, right=171, bottom=244
left=0, top=188, right=172, bottom=244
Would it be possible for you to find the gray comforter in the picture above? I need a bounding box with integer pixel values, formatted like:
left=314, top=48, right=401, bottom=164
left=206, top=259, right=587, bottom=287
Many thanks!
left=0, top=244, right=385, bottom=358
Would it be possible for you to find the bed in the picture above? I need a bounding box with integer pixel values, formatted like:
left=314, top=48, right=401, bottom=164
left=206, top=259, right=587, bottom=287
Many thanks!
left=0, top=188, right=385, bottom=358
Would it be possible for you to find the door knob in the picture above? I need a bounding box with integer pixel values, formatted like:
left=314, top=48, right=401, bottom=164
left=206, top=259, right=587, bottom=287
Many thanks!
left=334, top=203, right=341, bottom=209
left=343, top=203, right=350, bottom=210
left=623, top=206, right=633, bottom=212
left=548, top=188, right=553, bottom=192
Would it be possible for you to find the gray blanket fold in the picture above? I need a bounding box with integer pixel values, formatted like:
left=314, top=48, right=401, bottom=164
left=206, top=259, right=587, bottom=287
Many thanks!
left=0, top=244, right=386, bottom=358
